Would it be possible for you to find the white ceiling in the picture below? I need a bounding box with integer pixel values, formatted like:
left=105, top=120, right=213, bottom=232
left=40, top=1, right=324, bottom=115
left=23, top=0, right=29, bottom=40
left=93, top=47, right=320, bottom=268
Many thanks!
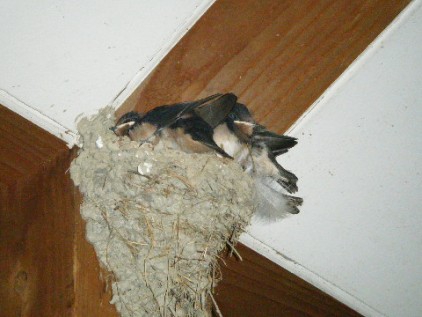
left=0, top=0, right=214, bottom=146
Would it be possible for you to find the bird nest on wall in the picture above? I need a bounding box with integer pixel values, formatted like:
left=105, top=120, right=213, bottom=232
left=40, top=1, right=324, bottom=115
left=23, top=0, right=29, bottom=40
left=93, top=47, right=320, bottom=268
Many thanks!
left=70, top=108, right=256, bottom=317
left=70, top=93, right=301, bottom=317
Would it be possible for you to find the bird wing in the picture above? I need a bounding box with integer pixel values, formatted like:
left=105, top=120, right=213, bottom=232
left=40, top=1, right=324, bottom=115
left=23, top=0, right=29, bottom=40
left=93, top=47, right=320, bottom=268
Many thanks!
left=254, top=176, right=302, bottom=221
left=147, top=93, right=230, bottom=131
left=183, top=116, right=232, bottom=158
left=253, top=126, right=298, bottom=156
left=193, top=93, right=237, bottom=128
left=234, top=121, right=298, bottom=156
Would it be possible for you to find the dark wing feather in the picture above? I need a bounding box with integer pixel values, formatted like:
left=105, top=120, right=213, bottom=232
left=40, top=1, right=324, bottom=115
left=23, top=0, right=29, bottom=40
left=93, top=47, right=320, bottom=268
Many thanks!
left=233, top=121, right=298, bottom=157
left=175, top=116, right=232, bottom=158
left=281, top=193, right=303, bottom=214
left=189, top=128, right=232, bottom=158
left=193, top=93, right=237, bottom=128
left=144, top=93, right=224, bottom=129
left=252, top=125, right=297, bottom=156
left=268, top=152, right=298, bottom=193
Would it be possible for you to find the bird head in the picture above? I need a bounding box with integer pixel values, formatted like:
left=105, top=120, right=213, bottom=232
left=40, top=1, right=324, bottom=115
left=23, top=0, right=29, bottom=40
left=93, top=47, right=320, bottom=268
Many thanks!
left=111, top=111, right=143, bottom=137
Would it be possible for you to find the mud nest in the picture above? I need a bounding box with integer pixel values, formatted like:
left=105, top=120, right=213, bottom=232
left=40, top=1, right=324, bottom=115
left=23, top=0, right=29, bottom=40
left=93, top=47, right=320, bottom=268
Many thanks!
left=70, top=108, right=256, bottom=317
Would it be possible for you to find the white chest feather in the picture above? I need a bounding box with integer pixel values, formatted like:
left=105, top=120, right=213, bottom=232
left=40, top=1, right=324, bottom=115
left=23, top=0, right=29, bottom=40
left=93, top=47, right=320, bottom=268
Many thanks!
left=213, top=124, right=243, bottom=157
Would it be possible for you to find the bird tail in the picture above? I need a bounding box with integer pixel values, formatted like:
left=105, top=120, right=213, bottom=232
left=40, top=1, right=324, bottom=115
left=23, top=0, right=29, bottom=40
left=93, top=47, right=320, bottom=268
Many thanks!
left=233, top=121, right=297, bottom=156
left=193, top=93, right=238, bottom=128
left=252, top=125, right=298, bottom=156
left=253, top=176, right=303, bottom=222
left=271, top=156, right=299, bottom=194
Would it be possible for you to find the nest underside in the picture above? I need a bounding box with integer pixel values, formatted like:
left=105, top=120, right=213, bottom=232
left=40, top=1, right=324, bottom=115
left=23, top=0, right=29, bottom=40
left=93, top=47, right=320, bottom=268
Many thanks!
left=70, top=108, right=256, bottom=317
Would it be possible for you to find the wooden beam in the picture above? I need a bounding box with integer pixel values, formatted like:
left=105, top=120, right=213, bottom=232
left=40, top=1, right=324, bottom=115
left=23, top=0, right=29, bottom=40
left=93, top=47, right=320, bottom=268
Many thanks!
left=215, top=244, right=361, bottom=316
left=0, top=105, right=118, bottom=317
left=0, top=105, right=72, bottom=316
left=119, top=0, right=409, bottom=134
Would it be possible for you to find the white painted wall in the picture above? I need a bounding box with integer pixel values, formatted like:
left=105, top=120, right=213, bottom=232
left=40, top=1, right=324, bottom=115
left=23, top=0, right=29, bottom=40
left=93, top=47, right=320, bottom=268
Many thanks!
left=243, top=1, right=422, bottom=316
left=1, top=0, right=421, bottom=316
left=0, top=0, right=215, bottom=146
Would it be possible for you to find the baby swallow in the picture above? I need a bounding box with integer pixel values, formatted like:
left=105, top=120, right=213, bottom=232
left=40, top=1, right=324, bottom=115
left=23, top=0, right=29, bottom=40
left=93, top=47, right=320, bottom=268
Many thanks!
left=208, top=102, right=298, bottom=192
left=201, top=100, right=302, bottom=215
left=113, top=93, right=302, bottom=215
left=112, top=93, right=237, bottom=157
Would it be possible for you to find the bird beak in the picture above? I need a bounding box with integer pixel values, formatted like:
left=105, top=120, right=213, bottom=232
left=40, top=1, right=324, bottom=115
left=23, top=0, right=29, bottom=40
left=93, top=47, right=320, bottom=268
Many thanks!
left=111, top=121, right=136, bottom=136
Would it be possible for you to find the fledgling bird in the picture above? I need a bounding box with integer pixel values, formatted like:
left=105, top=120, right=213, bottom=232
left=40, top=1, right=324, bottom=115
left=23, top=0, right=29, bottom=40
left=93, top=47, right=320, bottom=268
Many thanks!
left=208, top=102, right=302, bottom=216
left=112, top=93, right=237, bottom=157
left=113, top=93, right=302, bottom=217
left=207, top=102, right=298, bottom=192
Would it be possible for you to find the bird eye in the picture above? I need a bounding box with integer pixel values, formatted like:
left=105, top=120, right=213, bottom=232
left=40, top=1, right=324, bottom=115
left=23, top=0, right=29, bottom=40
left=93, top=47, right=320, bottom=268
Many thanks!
left=113, top=121, right=136, bottom=136
left=116, top=111, right=141, bottom=125
left=228, top=113, right=237, bottom=120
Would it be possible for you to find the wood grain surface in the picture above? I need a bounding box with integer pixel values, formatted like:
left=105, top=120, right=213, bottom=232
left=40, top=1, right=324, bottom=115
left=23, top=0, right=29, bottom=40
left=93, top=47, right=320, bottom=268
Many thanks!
left=119, top=0, right=410, bottom=135
left=215, top=244, right=361, bottom=317
left=0, top=105, right=73, bottom=316
left=0, top=105, right=118, bottom=317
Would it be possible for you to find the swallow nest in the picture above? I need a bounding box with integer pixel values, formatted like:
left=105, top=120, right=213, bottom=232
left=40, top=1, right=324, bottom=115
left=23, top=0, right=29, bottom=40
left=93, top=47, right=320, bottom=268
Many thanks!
left=70, top=107, right=256, bottom=317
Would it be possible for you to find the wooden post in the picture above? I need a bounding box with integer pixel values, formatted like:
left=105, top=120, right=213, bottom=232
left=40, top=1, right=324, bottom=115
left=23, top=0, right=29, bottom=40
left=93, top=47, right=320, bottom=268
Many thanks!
left=0, top=105, right=118, bottom=316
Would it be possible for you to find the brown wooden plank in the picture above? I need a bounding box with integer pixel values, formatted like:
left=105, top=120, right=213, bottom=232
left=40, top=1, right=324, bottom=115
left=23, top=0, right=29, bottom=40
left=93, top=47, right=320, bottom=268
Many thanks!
left=119, top=0, right=410, bottom=135
left=0, top=105, right=71, bottom=316
left=0, top=105, right=118, bottom=317
left=216, top=243, right=361, bottom=316
left=0, top=106, right=65, bottom=185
